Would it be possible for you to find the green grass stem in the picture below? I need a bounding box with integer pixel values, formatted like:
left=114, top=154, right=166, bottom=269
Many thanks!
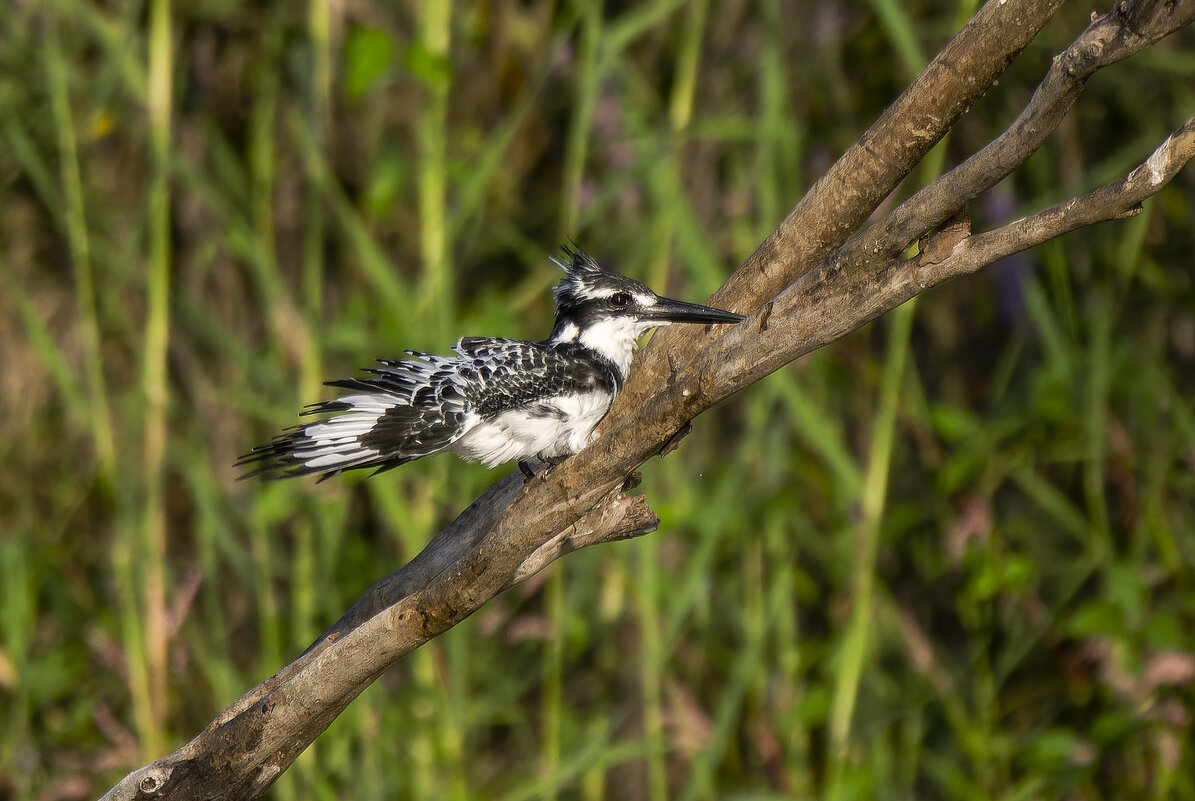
left=45, top=21, right=116, bottom=481
left=559, top=0, right=602, bottom=238
left=417, top=0, right=453, bottom=343
left=826, top=299, right=917, bottom=797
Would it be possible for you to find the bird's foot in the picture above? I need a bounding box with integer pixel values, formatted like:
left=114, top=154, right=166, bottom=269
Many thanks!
left=519, top=454, right=569, bottom=481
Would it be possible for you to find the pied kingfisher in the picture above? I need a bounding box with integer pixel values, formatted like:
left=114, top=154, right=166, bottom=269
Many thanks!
left=238, top=245, right=743, bottom=481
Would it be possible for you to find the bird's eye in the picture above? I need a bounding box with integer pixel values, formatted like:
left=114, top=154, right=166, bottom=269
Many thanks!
left=610, top=292, right=631, bottom=307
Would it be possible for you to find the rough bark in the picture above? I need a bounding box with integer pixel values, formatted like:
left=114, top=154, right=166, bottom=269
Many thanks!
left=102, top=0, right=1195, bottom=798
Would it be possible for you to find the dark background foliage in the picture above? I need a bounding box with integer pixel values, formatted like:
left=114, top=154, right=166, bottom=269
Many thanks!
left=1, top=1, right=1193, bottom=799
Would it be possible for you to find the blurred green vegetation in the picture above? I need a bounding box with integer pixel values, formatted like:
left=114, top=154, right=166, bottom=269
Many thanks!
left=2, top=1, right=1194, bottom=799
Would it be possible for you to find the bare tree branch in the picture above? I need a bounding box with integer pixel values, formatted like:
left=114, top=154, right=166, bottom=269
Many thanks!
left=672, top=114, right=1195, bottom=410
left=102, top=1, right=1195, bottom=798
left=836, top=0, right=1195, bottom=274
left=102, top=473, right=658, bottom=800
left=617, top=0, right=1069, bottom=410
left=916, top=117, right=1195, bottom=286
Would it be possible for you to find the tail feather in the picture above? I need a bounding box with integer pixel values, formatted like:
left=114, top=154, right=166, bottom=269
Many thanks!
left=239, top=356, right=471, bottom=480
left=237, top=394, right=414, bottom=480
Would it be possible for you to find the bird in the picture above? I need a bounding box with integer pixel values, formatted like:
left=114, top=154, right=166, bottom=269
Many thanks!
left=237, top=245, right=744, bottom=481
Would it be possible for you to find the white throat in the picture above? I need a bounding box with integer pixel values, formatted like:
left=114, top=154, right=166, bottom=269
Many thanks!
left=553, top=317, right=665, bottom=380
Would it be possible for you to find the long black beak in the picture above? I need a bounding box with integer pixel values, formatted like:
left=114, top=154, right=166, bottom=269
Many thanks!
left=644, top=296, right=745, bottom=326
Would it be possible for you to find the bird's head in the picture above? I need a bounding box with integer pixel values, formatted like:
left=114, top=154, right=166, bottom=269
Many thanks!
left=548, top=244, right=743, bottom=378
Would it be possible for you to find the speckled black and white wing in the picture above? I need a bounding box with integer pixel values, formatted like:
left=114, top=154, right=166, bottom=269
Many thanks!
left=237, top=337, right=619, bottom=480
left=450, top=336, right=616, bottom=416
left=444, top=337, right=620, bottom=468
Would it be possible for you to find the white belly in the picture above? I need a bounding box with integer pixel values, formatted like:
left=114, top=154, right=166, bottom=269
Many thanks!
left=450, top=390, right=613, bottom=468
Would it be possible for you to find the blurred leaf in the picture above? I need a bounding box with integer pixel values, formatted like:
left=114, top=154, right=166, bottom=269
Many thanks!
left=963, top=549, right=1036, bottom=604
left=1104, top=560, right=1147, bottom=624
left=1014, top=728, right=1094, bottom=776
left=344, top=26, right=396, bottom=101
left=1063, top=600, right=1126, bottom=639
left=1089, top=710, right=1138, bottom=748
left=405, top=41, right=452, bottom=86
left=1143, top=613, right=1185, bottom=650
left=362, top=151, right=406, bottom=218
left=930, top=402, right=980, bottom=444
left=796, top=685, right=832, bottom=726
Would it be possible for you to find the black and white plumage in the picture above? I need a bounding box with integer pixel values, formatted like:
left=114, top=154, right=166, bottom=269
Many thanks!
left=238, top=246, right=743, bottom=481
